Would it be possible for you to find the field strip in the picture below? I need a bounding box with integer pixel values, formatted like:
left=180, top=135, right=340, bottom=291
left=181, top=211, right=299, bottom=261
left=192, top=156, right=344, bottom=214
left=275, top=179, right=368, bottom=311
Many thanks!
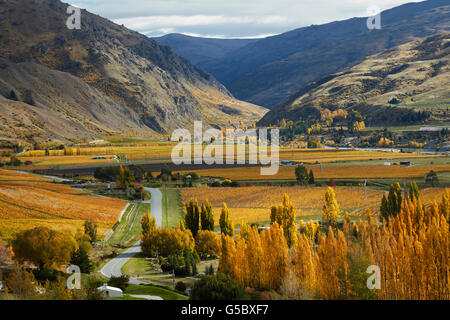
left=120, top=204, right=140, bottom=246
left=104, top=202, right=131, bottom=241
left=0, top=197, right=70, bottom=220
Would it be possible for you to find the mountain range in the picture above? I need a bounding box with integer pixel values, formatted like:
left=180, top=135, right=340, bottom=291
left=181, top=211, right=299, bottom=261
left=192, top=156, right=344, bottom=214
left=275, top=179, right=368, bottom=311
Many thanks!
left=0, top=0, right=267, bottom=146
left=153, top=34, right=258, bottom=66
left=162, top=0, right=450, bottom=109
left=259, top=32, right=450, bottom=126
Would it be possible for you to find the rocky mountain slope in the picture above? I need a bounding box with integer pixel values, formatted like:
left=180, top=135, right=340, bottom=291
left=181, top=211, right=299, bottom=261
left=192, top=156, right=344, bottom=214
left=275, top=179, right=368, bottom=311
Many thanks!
left=0, top=0, right=267, bottom=145
left=259, top=32, right=450, bottom=127
left=198, top=0, right=450, bottom=108
left=153, top=33, right=258, bottom=65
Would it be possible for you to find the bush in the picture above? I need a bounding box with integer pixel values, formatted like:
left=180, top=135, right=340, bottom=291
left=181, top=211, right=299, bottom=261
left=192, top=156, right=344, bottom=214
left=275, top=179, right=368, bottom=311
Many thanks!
left=107, top=275, right=129, bottom=291
left=190, top=273, right=245, bottom=300
left=160, top=249, right=198, bottom=277
left=175, top=281, right=187, bottom=292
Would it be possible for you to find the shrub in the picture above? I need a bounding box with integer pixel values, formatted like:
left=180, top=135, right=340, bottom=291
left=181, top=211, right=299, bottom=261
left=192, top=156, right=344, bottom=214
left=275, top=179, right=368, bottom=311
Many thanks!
left=107, top=275, right=129, bottom=291
left=190, top=273, right=245, bottom=300
left=175, top=281, right=187, bottom=292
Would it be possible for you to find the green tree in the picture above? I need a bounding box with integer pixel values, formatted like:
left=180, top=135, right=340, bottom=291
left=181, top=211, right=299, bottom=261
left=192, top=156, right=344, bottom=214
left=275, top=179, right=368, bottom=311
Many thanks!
left=108, top=275, right=129, bottom=291
left=308, top=169, right=315, bottom=185
left=219, top=203, right=234, bottom=237
left=295, top=165, right=309, bottom=185
left=185, top=199, right=200, bottom=237
left=201, top=200, right=215, bottom=231
left=380, top=183, right=402, bottom=222
left=70, top=246, right=93, bottom=274
left=190, top=273, right=245, bottom=300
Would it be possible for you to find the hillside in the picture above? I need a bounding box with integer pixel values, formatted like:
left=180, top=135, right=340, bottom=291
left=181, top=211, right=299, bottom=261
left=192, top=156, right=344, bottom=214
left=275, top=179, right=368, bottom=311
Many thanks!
left=153, top=33, right=258, bottom=65
left=259, top=32, right=450, bottom=127
left=199, top=0, right=450, bottom=108
left=0, top=0, right=267, bottom=146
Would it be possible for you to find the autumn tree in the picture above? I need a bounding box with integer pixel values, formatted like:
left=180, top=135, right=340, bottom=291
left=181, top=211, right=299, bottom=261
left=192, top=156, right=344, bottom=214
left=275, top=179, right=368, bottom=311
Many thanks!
left=195, top=230, right=221, bottom=258
left=322, top=187, right=340, bottom=226
left=295, top=165, right=309, bottom=185
left=270, top=194, right=297, bottom=247
left=0, top=235, right=12, bottom=266
left=185, top=199, right=200, bottom=237
left=177, top=219, right=186, bottom=231
left=219, top=203, right=234, bottom=237
left=141, top=228, right=195, bottom=257
left=116, top=165, right=134, bottom=189
left=11, top=227, right=77, bottom=270
left=201, top=200, right=215, bottom=231
left=5, top=267, right=39, bottom=299
left=409, top=181, right=420, bottom=201
left=84, top=220, right=98, bottom=243
left=238, top=221, right=250, bottom=242
left=141, top=212, right=156, bottom=236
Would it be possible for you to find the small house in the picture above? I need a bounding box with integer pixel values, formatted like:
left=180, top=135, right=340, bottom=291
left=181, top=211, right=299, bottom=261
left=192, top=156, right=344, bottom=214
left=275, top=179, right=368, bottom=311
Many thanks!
left=97, top=284, right=123, bottom=298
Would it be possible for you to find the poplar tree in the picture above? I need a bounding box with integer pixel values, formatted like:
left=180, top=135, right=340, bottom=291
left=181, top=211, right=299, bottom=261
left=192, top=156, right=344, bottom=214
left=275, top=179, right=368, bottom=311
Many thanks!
left=270, top=194, right=297, bottom=247
left=141, top=212, right=156, bottom=236
left=408, top=181, right=420, bottom=202
left=201, top=200, right=215, bottom=231
left=219, top=203, right=234, bottom=237
left=322, top=187, right=340, bottom=226
left=380, top=183, right=402, bottom=222
left=185, top=199, right=200, bottom=237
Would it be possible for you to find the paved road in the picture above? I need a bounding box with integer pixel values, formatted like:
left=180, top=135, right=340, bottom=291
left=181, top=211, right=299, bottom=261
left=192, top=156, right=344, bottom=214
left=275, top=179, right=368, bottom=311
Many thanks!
left=143, top=188, right=163, bottom=228
left=100, top=188, right=163, bottom=284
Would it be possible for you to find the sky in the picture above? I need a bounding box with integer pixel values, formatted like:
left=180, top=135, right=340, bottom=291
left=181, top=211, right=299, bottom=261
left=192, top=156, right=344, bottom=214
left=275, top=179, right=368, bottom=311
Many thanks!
left=70, top=0, right=424, bottom=39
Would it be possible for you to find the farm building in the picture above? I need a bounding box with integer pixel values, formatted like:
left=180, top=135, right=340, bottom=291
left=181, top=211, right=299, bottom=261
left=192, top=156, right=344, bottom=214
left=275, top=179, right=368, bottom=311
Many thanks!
left=97, top=284, right=123, bottom=298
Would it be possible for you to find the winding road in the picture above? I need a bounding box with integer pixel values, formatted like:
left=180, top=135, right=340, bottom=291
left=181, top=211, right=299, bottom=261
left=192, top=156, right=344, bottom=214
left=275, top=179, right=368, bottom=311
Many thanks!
left=100, top=188, right=162, bottom=285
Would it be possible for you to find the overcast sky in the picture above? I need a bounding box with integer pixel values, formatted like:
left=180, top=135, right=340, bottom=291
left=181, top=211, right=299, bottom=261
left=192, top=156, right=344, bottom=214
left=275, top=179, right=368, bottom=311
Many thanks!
left=71, top=0, right=423, bottom=38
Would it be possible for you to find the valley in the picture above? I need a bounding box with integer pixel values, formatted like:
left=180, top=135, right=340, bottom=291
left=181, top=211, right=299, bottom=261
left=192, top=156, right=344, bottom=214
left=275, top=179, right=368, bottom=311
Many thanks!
left=0, top=0, right=449, bottom=303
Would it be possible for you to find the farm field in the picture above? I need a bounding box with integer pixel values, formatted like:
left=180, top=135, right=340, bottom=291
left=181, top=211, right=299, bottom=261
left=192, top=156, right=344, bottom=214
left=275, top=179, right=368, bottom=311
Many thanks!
left=161, top=188, right=184, bottom=228
left=0, top=169, right=51, bottom=182
left=181, top=186, right=447, bottom=226
left=12, top=144, right=447, bottom=170
left=176, top=163, right=450, bottom=181
left=108, top=203, right=150, bottom=247
left=0, top=170, right=127, bottom=240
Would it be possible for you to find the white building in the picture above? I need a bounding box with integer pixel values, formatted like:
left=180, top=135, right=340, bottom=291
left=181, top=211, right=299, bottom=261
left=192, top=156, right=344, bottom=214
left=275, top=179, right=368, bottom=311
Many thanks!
left=97, top=284, right=123, bottom=298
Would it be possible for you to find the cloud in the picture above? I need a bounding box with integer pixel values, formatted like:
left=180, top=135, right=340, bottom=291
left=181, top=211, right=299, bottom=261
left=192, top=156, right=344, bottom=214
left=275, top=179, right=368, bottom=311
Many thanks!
left=75, top=0, right=424, bottom=38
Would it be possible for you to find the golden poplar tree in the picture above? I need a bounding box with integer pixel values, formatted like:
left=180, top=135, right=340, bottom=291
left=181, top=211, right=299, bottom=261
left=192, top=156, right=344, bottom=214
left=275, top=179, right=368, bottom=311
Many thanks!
left=322, top=187, right=340, bottom=226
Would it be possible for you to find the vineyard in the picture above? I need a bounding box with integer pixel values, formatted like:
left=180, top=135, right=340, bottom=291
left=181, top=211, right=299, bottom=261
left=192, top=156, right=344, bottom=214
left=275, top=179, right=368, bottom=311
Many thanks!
left=177, top=164, right=450, bottom=181
left=14, top=144, right=446, bottom=169
left=0, top=176, right=127, bottom=240
left=0, top=169, right=51, bottom=182
left=181, top=186, right=447, bottom=225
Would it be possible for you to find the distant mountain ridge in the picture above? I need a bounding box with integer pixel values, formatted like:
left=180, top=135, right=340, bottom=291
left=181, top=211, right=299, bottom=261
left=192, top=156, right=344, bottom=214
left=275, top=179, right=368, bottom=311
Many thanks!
left=190, top=0, right=450, bottom=108
left=259, top=32, right=450, bottom=127
left=0, top=0, right=267, bottom=145
left=153, top=33, right=258, bottom=65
